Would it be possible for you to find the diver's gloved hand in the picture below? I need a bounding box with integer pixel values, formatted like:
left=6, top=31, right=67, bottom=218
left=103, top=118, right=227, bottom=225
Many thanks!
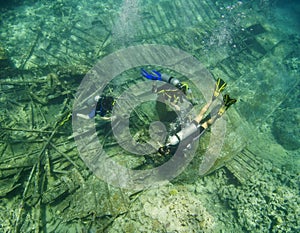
left=141, top=68, right=162, bottom=81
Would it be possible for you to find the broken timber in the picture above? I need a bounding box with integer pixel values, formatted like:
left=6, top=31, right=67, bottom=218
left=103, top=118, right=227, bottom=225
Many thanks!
left=225, top=148, right=262, bottom=184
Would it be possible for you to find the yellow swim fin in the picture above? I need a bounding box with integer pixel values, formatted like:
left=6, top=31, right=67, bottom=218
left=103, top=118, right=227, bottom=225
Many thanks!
left=213, top=78, right=227, bottom=100
left=217, top=94, right=237, bottom=116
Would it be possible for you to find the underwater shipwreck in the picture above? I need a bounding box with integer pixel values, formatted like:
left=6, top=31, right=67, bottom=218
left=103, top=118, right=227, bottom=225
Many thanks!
left=0, top=0, right=299, bottom=232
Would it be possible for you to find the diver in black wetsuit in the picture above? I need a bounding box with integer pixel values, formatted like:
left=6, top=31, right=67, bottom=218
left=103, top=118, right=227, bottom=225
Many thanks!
left=76, top=95, right=115, bottom=120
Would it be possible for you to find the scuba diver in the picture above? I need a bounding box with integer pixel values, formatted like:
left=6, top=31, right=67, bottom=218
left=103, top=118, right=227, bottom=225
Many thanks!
left=77, top=69, right=191, bottom=121
left=159, top=78, right=236, bottom=155
left=141, top=68, right=192, bottom=102
left=142, top=68, right=236, bottom=155
left=141, top=68, right=195, bottom=124
left=76, top=95, right=115, bottom=120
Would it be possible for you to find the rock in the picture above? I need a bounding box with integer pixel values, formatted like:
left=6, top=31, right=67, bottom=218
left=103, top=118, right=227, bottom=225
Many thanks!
left=272, top=108, right=300, bottom=150
left=0, top=42, right=14, bottom=78
left=108, top=185, right=216, bottom=232
left=271, top=80, right=300, bottom=151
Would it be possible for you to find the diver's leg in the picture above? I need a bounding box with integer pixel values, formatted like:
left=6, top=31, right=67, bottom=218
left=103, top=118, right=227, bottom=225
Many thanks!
left=202, top=94, right=237, bottom=128
left=194, top=100, right=212, bottom=124
left=194, top=78, right=227, bottom=124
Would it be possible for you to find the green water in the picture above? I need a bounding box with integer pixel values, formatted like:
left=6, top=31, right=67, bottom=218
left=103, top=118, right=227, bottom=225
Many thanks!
left=0, top=0, right=299, bottom=232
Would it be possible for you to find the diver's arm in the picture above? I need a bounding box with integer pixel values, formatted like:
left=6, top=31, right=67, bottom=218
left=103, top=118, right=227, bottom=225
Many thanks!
left=76, top=113, right=92, bottom=120
left=76, top=112, right=112, bottom=121
left=76, top=108, right=96, bottom=119
left=76, top=95, right=100, bottom=120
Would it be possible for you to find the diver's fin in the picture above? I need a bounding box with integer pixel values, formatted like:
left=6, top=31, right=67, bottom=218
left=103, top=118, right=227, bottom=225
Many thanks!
left=212, top=78, right=227, bottom=100
left=217, top=94, right=237, bottom=116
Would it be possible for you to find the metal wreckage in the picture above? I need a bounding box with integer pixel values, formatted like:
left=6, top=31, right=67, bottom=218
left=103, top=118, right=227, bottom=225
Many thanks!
left=0, top=0, right=299, bottom=232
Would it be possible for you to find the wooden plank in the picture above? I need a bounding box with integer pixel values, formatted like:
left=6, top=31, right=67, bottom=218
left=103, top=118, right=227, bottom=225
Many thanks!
left=225, top=148, right=262, bottom=184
